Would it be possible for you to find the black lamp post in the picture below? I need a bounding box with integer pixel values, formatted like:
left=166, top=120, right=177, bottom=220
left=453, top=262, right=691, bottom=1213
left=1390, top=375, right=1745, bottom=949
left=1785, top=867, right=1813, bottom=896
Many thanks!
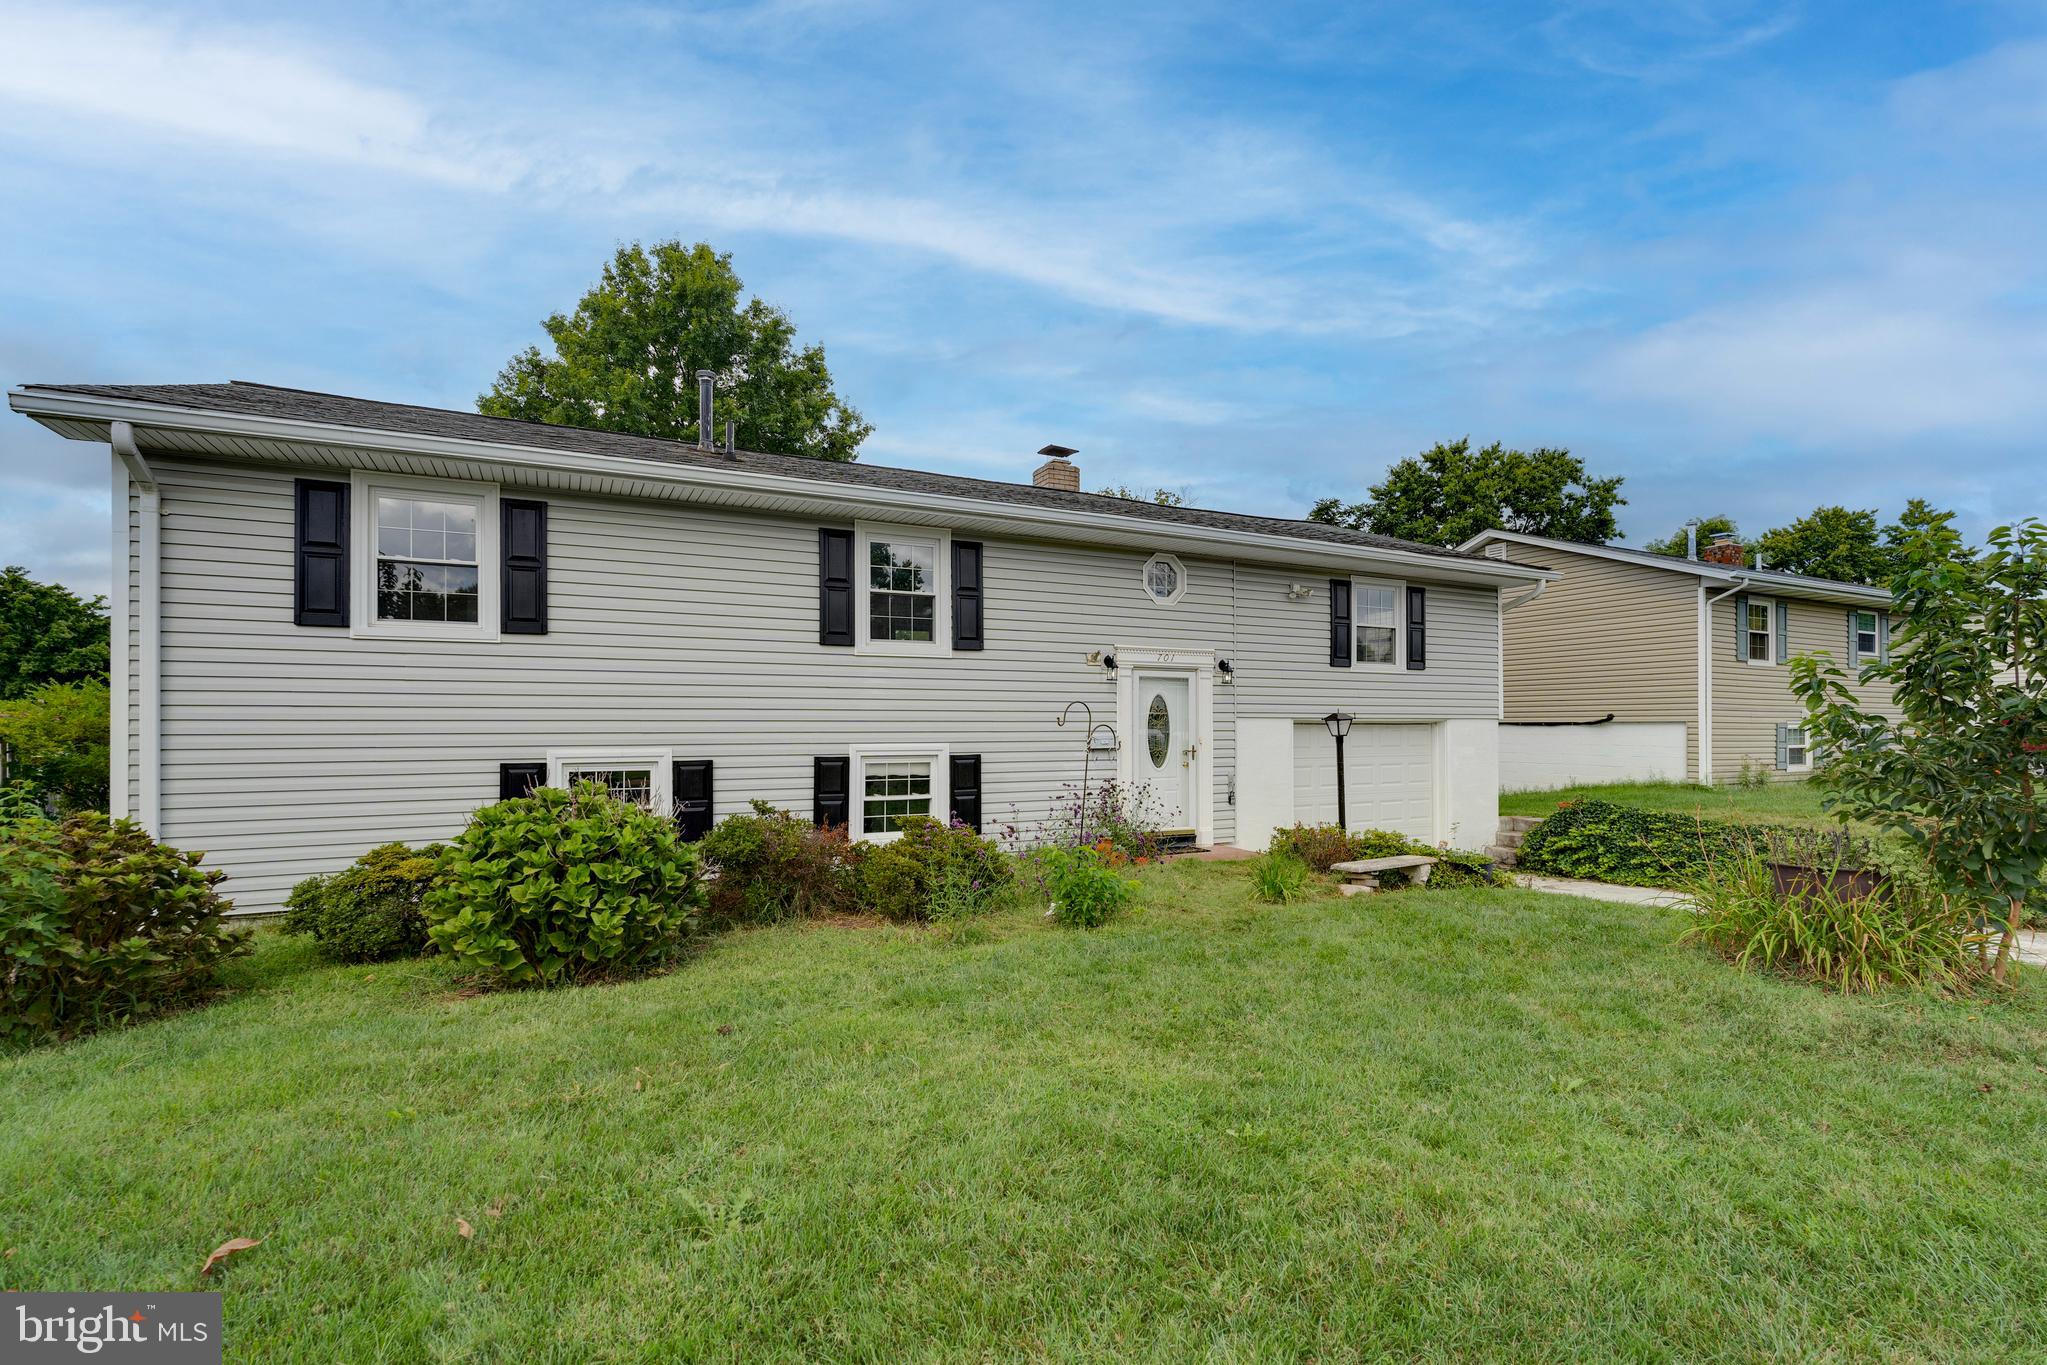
left=1323, top=711, right=1354, bottom=830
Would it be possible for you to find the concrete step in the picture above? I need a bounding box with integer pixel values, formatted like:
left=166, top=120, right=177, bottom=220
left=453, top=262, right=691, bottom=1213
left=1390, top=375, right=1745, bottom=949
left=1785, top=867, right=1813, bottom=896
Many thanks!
left=1495, top=828, right=1527, bottom=848
left=1497, top=815, right=1544, bottom=833
left=1486, top=845, right=1519, bottom=866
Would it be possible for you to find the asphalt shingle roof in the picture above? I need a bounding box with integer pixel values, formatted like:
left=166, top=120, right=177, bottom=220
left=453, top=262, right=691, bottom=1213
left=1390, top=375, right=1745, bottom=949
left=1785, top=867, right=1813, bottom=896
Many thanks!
left=23, top=381, right=1503, bottom=565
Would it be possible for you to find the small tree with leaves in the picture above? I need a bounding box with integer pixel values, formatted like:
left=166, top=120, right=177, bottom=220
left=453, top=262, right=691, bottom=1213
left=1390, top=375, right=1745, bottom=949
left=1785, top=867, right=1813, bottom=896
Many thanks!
left=1791, top=515, right=2047, bottom=980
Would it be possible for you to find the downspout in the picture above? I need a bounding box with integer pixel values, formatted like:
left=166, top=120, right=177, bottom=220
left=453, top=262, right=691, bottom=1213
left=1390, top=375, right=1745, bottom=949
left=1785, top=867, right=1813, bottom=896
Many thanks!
left=1699, top=580, right=1744, bottom=786
left=110, top=421, right=160, bottom=834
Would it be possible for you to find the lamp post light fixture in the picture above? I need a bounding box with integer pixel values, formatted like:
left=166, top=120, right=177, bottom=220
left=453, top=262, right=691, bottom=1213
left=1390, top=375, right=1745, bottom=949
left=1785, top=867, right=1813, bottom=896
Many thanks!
left=1323, top=711, right=1354, bottom=830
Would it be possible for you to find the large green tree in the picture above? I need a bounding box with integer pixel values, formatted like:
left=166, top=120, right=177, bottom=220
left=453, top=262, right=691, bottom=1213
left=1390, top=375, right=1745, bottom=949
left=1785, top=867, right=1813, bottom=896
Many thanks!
left=0, top=567, right=108, bottom=700
left=1753, top=505, right=1888, bottom=583
left=479, top=241, right=871, bottom=461
left=1309, top=439, right=1625, bottom=548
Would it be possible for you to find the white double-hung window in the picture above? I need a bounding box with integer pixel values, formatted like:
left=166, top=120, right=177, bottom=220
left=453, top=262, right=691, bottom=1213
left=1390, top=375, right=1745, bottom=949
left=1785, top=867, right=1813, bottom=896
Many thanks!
left=1353, top=577, right=1403, bottom=668
left=850, top=747, right=949, bottom=841
left=1744, top=597, right=1776, bottom=664
left=353, top=473, right=499, bottom=640
left=546, top=750, right=674, bottom=813
left=857, top=523, right=950, bottom=651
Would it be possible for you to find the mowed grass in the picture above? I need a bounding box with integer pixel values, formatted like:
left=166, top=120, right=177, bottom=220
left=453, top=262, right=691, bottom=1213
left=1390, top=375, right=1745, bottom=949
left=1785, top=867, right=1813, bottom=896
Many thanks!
left=1501, top=779, right=1858, bottom=828
left=4, top=862, right=2045, bottom=1361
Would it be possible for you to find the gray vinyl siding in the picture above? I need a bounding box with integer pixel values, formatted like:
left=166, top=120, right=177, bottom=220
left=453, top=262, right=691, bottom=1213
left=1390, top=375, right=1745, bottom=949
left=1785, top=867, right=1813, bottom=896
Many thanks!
left=1498, top=544, right=1701, bottom=779
left=1231, top=565, right=1501, bottom=720
left=140, top=455, right=1502, bottom=911
left=1709, top=594, right=1903, bottom=784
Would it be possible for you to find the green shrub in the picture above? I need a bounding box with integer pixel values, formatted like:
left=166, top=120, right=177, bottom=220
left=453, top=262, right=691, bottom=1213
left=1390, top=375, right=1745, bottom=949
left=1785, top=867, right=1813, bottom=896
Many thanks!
left=282, top=842, right=443, bottom=963
left=1681, top=839, right=1981, bottom=993
left=1249, top=853, right=1312, bottom=904
left=1267, top=824, right=1508, bottom=889
left=1517, top=800, right=1871, bottom=889
left=1033, top=845, right=1138, bottom=928
left=859, top=817, right=1012, bottom=923
left=424, top=783, right=702, bottom=985
left=0, top=809, right=247, bottom=1047
left=699, top=801, right=860, bottom=926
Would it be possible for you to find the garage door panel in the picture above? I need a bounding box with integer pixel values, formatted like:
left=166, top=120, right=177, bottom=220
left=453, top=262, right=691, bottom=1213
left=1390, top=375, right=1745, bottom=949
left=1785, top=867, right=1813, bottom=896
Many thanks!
left=1291, top=722, right=1435, bottom=839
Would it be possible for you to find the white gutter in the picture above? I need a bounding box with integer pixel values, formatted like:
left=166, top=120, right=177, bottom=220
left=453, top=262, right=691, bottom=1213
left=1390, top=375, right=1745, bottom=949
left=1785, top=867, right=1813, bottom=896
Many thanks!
left=1698, top=580, right=1745, bottom=785
left=10, top=388, right=1554, bottom=590
left=109, top=420, right=160, bottom=834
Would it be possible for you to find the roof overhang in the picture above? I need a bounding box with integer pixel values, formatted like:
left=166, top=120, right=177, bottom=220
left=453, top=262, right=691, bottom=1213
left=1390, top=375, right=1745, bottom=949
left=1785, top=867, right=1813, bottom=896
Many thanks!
left=14, top=385, right=1555, bottom=590
left=1458, top=528, right=1889, bottom=606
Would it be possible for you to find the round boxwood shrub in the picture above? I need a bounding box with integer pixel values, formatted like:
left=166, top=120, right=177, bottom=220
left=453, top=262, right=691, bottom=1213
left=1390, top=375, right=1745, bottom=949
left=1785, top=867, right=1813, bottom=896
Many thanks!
left=424, top=783, right=703, bottom=984
left=1, top=806, right=247, bottom=1047
left=282, top=842, right=444, bottom=963
left=858, top=817, right=1012, bottom=923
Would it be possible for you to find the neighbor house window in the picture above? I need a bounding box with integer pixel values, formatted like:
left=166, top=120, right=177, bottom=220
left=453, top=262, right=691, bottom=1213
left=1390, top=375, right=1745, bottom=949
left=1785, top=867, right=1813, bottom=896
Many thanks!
left=1853, top=610, right=1881, bottom=659
left=1142, top=553, right=1187, bottom=606
left=1745, top=598, right=1775, bottom=663
left=856, top=523, right=950, bottom=650
left=352, top=474, right=499, bottom=640
left=1353, top=578, right=1402, bottom=667
left=1780, top=724, right=1810, bottom=772
left=850, top=748, right=950, bottom=840
left=547, top=751, right=673, bottom=813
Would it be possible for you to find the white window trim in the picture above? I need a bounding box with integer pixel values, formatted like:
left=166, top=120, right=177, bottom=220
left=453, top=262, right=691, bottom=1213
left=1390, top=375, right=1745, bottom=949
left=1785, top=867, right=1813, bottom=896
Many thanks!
left=848, top=745, right=950, bottom=843
left=1743, top=595, right=1778, bottom=666
left=1140, top=552, right=1188, bottom=607
left=1350, top=575, right=1405, bottom=671
left=854, top=520, right=951, bottom=655
left=351, top=471, right=501, bottom=642
left=1781, top=724, right=1812, bottom=773
left=546, top=748, right=675, bottom=813
left=1853, top=609, right=1881, bottom=660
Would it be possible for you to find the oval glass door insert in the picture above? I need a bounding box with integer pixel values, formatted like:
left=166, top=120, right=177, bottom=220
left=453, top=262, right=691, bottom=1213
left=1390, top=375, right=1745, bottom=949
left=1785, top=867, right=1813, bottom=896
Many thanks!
left=1146, top=693, right=1171, bottom=768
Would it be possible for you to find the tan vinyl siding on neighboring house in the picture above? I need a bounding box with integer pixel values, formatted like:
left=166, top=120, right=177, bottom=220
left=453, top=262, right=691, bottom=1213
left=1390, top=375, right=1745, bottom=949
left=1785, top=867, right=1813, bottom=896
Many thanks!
left=133, top=455, right=1505, bottom=912
left=1708, top=594, right=1903, bottom=784
left=1498, top=543, right=1702, bottom=779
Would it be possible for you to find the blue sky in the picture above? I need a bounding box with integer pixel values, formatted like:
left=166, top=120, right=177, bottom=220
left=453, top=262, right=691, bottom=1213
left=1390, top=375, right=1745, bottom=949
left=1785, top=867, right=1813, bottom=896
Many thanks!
left=3, top=0, right=2045, bottom=596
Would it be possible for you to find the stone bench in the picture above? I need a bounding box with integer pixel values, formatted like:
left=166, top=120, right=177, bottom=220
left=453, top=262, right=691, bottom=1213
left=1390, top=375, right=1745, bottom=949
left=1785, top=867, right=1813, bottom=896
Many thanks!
left=1329, top=854, right=1438, bottom=896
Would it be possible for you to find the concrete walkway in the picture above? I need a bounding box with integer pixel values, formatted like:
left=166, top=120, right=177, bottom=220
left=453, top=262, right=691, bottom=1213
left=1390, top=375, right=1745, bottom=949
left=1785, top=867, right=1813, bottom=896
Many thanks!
left=1513, top=874, right=1691, bottom=908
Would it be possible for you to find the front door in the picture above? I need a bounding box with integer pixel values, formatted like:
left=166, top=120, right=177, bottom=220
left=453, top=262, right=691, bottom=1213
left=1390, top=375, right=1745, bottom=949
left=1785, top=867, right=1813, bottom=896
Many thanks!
left=1133, top=673, right=1194, bottom=832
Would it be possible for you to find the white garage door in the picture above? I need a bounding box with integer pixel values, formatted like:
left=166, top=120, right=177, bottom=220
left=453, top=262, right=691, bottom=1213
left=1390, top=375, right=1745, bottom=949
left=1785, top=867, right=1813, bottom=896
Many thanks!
left=1292, top=722, right=1437, bottom=839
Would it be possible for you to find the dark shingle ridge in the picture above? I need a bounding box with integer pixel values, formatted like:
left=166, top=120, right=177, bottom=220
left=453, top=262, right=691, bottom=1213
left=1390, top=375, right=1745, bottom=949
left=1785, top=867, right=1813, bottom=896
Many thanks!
left=24, top=380, right=1495, bottom=564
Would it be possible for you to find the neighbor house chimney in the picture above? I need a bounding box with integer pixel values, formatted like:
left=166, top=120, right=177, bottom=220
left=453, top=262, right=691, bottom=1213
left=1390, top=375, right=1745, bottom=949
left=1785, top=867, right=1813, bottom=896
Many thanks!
left=1032, top=444, right=1080, bottom=491
left=696, top=369, right=715, bottom=451
left=1700, top=531, right=1745, bottom=567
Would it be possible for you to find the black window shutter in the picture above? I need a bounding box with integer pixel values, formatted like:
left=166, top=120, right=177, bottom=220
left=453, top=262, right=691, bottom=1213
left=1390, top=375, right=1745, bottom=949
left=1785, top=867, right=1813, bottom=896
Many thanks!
left=501, top=498, right=548, bottom=634
left=948, top=754, right=983, bottom=833
left=814, top=756, right=850, bottom=829
left=498, top=761, right=545, bottom=800
left=1405, top=585, right=1427, bottom=671
left=1328, top=579, right=1352, bottom=668
left=293, top=478, right=350, bottom=627
left=819, top=529, right=855, bottom=647
left=952, top=540, right=984, bottom=651
left=672, top=760, right=714, bottom=840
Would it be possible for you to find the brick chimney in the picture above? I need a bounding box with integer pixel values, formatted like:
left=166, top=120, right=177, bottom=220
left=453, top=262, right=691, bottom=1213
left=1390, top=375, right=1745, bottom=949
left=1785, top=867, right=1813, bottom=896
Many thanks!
left=1700, top=532, right=1745, bottom=566
left=1032, top=444, right=1080, bottom=491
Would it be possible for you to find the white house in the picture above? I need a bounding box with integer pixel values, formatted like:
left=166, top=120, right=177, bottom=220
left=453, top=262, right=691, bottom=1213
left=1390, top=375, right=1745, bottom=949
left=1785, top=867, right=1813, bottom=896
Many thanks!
left=10, top=381, right=1552, bottom=913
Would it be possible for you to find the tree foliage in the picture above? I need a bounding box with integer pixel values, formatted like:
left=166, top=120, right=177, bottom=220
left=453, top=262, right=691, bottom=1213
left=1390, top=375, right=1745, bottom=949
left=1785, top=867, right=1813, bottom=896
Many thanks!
left=1791, top=514, right=2047, bottom=979
left=1309, top=439, right=1624, bottom=548
left=0, top=681, right=109, bottom=814
left=0, top=567, right=108, bottom=700
left=1754, top=506, right=1888, bottom=584
left=1097, top=486, right=1186, bottom=506
left=479, top=241, right=871, bottom=462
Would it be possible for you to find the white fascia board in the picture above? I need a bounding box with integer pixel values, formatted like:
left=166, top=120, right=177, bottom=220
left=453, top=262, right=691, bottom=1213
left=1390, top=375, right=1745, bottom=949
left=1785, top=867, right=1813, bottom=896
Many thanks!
left=12, top=387, right=1557, bottom=589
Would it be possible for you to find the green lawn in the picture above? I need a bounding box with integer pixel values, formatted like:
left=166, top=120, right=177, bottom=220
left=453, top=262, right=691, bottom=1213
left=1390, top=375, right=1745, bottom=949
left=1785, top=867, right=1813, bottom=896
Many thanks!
left=1501, top=779, right=1854, bottom=828
left=4, top=863, right=2045, bottom=1359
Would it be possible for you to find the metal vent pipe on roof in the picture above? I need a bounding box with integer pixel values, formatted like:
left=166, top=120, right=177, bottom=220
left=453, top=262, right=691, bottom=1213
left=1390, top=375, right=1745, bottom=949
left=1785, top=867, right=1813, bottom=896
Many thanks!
left=696, top=370, right=715, bottom=451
